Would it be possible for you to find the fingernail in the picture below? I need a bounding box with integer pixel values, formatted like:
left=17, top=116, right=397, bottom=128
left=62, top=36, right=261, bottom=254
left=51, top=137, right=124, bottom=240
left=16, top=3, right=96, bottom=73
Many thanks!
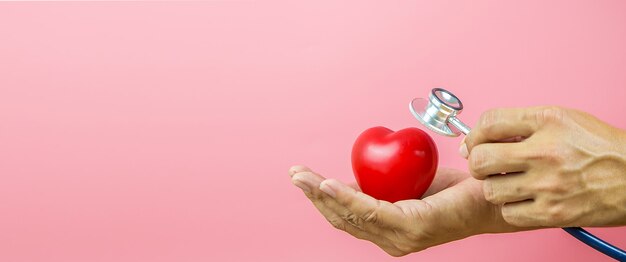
left=319, top=180, right=337, bottom=198
left=292, top=179, right=311, bottom=193
left=289, top=165, right=312, bottom=178
left=459, top=143, right=469, bottom=159
left=288, top=165, right=301, bottom=177
left=460, top=136, right=466, bottom=145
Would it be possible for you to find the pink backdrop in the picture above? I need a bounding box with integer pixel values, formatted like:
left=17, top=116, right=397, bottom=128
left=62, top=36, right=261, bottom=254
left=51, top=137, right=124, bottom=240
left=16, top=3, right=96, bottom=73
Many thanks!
left=1, top=1, right=625, bottom=261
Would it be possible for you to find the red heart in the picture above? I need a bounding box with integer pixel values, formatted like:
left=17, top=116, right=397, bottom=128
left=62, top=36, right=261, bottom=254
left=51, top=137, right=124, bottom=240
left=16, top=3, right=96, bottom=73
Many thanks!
left=351, top=126, right=438, bottom=202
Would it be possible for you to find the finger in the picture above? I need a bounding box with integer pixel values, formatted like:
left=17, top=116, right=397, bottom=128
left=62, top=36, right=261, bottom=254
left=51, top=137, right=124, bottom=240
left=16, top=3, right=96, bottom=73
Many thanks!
left=292, top=172, right=372, bottom=229
left=483, top=173, right=534, bottom=205
left=465, top=108, right=539, bottom=152
left=288, top=165, right=312, bottom=177
left=291, top=171, right=330, bottom=199
left=292, top=166, right=362, bottom=191
left=422, top=168, right=469, bottom=197
left=291, top=172, right=354, bottom=225
left=337, top=220, right=386, bottom=244
left=292, top=172, right=368, bottom=228
left=319, top=179, right=406, bottom=229
left=292, top=172, right=385, bottom=242
left=319, top=198, right=387, bottom=236
left=300, top=177, right=384, bottom=234
left=468, top=142, right=530, bottom=180
left=501, top=200, right=540, bottom=227
left=348, top=182, right=361, bottom=191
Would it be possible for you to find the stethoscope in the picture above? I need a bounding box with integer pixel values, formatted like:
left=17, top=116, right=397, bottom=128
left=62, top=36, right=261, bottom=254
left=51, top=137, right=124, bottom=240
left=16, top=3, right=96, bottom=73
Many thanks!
left=409, top=88, right=626, bottom=261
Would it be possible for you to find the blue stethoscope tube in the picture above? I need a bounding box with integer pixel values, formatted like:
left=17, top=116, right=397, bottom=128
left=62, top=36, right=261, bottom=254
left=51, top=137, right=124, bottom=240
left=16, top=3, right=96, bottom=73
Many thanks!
left=563, top=227, right=626, bottom=261
left=411, top=88, right=626, bottom=260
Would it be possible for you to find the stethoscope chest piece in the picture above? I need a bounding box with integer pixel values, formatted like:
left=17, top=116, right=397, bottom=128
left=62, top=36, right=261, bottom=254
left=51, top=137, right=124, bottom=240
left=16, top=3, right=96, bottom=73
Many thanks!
left=410, top=88, right=470, bottom=137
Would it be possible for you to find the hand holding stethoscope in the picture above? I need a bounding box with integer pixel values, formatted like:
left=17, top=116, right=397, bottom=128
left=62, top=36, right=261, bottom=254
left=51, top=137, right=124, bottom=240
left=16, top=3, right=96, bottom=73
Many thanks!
left=289, top=88, right=626, bottom=260
left=411, top=88, right=626, bottom=260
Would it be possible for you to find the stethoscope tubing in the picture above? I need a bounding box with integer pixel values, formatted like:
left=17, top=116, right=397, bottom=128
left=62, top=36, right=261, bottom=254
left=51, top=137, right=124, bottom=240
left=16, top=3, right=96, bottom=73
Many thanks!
left=563, top=227, right=626, bottom=261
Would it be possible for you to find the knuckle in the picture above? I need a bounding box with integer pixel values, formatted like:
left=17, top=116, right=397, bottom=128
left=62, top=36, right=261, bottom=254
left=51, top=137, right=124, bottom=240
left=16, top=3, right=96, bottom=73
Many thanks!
left=360, top=202, right=381, bottom=225
left=469, top=146, right=489, bottom=178
left=534, top=178, right=567, bottom=195
left=500, top=210, right=516, bottom=225
left=501, top=206, right=527, bottom=227
left=529, top=143, right=566, bottom=164
left=546, top=204, right=568, bottom=225
left=535, top=106, right=566, bottom=125
left=327, top=217, right=346, bottom=230
left=478, top=109, right=500, bottom=137
left=342, top=212, right=364, bottom=229
left=550, top=182, right=568, bottom=195
left=482, top=179, right=498, bottom=204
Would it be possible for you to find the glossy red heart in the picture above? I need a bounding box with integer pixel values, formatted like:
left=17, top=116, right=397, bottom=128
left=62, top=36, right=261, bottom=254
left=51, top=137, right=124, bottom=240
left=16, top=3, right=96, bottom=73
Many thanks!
left=351, top=126, right=438, bottom=203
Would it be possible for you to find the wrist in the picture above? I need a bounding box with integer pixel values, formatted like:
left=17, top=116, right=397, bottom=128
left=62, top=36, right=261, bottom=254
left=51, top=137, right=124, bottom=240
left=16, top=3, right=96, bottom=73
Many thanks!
left=613, top=129, right=626, bottom=225
left=609, top=129, right=626, bottom=225
left=590, top=128, right=626, bottom=226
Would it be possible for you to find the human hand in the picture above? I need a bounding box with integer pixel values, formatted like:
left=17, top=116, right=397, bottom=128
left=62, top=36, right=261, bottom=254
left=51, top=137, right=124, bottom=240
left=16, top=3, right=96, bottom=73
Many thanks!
left=463, top=106, right=626, bottom=228
left=289, top=166, right=530, bottom=256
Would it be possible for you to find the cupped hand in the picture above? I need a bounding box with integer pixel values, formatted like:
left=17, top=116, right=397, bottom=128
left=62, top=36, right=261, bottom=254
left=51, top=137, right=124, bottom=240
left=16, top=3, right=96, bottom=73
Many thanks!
left=289, top=166, right=529, bottom=257
left=463, top=106, right=626, bottom=228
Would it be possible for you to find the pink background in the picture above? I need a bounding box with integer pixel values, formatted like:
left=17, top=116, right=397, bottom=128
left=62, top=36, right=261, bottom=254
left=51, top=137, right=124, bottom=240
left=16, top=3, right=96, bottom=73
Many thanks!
left=1, top=1, right=625, bottom=261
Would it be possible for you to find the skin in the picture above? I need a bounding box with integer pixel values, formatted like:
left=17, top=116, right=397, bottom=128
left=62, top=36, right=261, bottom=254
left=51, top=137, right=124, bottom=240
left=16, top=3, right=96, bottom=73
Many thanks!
left=462, top=106, right=626, bottom=228
left=290, top=106, right=626, bottom=256
left=289, top=166, right=535, bottom=256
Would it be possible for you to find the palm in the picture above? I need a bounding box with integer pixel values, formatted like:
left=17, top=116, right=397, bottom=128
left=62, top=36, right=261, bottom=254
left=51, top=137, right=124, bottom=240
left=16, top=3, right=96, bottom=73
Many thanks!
left=289, top=166, right=520, bottom=256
